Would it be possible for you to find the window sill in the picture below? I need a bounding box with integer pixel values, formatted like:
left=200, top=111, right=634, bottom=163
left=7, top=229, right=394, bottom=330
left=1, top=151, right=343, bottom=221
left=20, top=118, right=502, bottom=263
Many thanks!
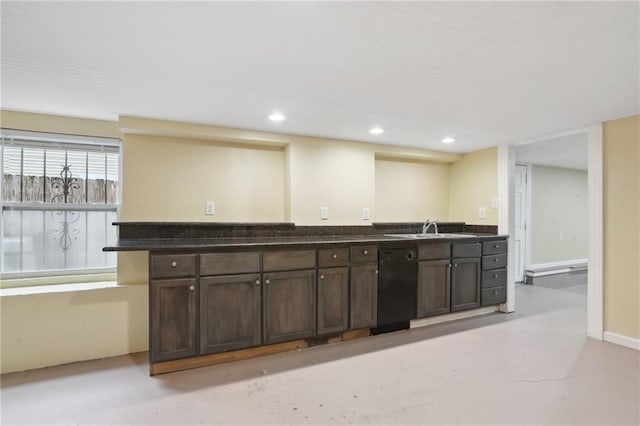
left=0, top=281, right=120, bottom=297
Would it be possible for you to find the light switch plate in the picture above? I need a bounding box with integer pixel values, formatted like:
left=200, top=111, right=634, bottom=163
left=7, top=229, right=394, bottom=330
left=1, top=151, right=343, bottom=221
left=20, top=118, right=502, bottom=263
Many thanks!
left=479, top=207, right=486, bottom=219
left=321, top=206, right=329, bottom=220
left=205, top=201, right=215, bottom=215
left=362, top=207, right=370, bottom=220
left=491, top=197, right=499, bottom=209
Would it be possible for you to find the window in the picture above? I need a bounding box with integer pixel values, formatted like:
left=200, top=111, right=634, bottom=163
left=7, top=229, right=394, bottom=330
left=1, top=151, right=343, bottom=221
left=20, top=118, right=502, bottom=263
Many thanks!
left=1, top=129, right=120, bottom=282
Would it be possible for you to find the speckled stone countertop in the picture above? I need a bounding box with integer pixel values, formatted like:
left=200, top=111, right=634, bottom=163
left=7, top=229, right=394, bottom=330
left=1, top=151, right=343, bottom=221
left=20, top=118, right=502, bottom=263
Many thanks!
left=104, top=222, right=506, bottom=252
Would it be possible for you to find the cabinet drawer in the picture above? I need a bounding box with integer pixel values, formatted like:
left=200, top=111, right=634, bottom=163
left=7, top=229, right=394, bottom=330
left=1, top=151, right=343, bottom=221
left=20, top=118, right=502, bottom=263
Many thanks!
left=350, top=245, right=378, bottom=264
left=452, top=243, right=481, bottom=258
left=150, top=254, right=196, bottom=279
left=483, top=240, right=507, bottom=255
left=482, top=268, right=507, bottom=288
left=482, top=254, right=507, bottom=270
left=200, top=252, right=261, bottom=276
left=318, top=247, right=349, bottom=267
left=263, top=249, right=316, bottom=272
left=482, top=286, right=507, bottom=306
left=418, top=242, right=450, bottom=260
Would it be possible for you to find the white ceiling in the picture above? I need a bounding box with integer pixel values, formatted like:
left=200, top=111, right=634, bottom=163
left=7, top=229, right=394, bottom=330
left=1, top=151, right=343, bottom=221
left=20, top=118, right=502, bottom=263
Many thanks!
left=1, top=2, right=638, bottom=153
left=515, top=132, right=588, bottom=170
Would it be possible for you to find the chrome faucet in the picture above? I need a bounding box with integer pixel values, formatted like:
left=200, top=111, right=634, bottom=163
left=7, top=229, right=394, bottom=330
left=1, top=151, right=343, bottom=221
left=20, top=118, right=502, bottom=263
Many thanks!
left=423, top=219, right=439, bottom=235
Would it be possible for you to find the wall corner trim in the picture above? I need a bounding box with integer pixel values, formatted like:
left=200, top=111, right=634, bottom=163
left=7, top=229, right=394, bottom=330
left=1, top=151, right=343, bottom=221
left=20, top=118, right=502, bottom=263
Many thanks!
left=603, top=331, right=640, bottom=351
left=587, top=123, right=604, bottom=340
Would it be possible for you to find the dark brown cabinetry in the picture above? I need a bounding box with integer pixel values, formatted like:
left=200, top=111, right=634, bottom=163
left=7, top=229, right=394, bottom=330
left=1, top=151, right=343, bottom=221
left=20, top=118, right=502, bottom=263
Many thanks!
left=150, top=278, right=198, bottom=363
left=199, top=252, right=262, bottom=355
left=317, top=247, right=349, bottom=335
left=481, top=241, right=508, bottom=306
left=317, top=267, right=349, bottom=335
left=263, top=269, right=316, bottom=345
left=450, top=243, right=482, bottom=312
left=349, top=245, right=378, bottom=329
left=417, top=242, right=451, bottom=318
left=417, top=259, right=451, bottom=317
left=146, top=236, right=507, bottom=371
left=199, top=273, right=262, bottom=354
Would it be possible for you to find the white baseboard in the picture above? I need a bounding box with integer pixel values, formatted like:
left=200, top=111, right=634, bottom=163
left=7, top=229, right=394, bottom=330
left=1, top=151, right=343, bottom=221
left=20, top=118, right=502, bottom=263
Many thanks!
left=526, top=258, right=588, bottom=277
left=410, top=306, right=499, bottom=329
left=603, top=331, right=640, bottom=351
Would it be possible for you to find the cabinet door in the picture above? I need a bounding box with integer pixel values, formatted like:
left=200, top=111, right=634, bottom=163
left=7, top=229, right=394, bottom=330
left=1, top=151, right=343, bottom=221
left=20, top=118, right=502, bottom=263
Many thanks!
left=150, top=278, right=197, bottom=363
left=263, top=270, right=316, bottom=345
left=350, top=263, right=378, bottom=329
left=417, top=259, right=451, bottom=317
left=317, top=267, right=349, bottom=335
left=451, top=257, right=481, bottom=312
left=200, top=273, right=261, bottom=355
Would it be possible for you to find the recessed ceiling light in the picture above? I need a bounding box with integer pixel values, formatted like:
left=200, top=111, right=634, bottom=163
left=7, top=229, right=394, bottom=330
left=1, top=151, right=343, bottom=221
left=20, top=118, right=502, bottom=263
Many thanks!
left=369, top=127, right=385, bottom=135
left=441, top=136, right=456, bottom=144
left=269, top=112, right=286, bottom=122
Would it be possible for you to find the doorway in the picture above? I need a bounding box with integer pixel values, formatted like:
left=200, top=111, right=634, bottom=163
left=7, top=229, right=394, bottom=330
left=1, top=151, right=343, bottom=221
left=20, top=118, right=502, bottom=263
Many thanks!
left=514, top=165, right=527, bottom=283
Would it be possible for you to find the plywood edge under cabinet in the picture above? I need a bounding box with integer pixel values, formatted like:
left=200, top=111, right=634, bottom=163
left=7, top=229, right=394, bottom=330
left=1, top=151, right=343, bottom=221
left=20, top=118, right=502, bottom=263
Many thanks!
left=150, top=339, right=309, bottom=375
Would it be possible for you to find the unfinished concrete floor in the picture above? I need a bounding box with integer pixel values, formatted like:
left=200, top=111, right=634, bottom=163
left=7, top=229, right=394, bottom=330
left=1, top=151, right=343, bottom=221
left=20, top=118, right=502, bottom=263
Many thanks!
left=2, top=283, right=639, bottom=425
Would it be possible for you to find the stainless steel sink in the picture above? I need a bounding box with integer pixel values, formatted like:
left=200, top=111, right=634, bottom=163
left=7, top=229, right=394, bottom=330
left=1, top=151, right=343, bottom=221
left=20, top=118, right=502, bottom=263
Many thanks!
left=385, top=233, right=475, bottom=239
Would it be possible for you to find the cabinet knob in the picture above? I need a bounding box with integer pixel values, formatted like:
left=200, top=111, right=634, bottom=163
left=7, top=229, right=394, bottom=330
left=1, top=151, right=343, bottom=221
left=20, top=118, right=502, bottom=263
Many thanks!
left=454, top=263, right=458, bottom=267
left=189, top=285, right=195, bottom=291
left=255, top=280, right=260, bottom=286
left=171, top=261, right=178, bottom=268
left=375, top=270, right=379, bottom=275
left=494, top=258, right=499, bottom=262
left=363, top=250, right=368, bottom=255
left=493, top=273, right=498, bottom=278
left=494, top=244, right=499, bottom=248
left=449, top=263, right=452, bottom=268
left=493, top=290, right=499, bottom=295
left=332, top=253, right=338, bottom=259
left=265, top=279, right=271, bottom=285
left=320, top=274, right=325, bottom=280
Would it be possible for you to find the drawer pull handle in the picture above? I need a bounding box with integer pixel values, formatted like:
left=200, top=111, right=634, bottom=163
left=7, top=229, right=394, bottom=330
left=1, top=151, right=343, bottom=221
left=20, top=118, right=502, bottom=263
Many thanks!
left=265, top=279, right=271, bottom=285
left=255, top=280, right=260, bottom=286
left=189, top=285, right=195, bottom=291
left=363, top=250, right=368, bottom=255
left=320, top=274, right=325, bottom=280
left=332, top=254, right=338, bottom=259
left=171, top=261, right=178, bottom=268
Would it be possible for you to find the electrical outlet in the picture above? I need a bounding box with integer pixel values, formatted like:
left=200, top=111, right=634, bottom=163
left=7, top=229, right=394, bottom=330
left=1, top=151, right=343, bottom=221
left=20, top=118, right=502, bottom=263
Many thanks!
left=479, top=207, right=486, bottom=219
left=205, top=201, right=215, bottom=215
left=362, top=207, right=370, bottom=221
left=321, top=206, right=329, bottom=220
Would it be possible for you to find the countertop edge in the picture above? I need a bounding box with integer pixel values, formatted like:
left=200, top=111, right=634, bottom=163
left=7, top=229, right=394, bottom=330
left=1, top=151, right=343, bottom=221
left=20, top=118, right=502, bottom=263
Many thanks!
left=104, top=234, right=509, bottom=252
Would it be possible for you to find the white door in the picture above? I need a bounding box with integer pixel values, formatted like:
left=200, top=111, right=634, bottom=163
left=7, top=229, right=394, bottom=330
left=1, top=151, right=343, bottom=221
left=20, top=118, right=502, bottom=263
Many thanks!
left=514, top=165, right=527, bottom=282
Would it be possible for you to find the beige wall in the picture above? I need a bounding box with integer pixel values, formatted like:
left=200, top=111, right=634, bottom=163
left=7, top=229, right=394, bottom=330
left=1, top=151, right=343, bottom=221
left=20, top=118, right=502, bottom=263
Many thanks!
left=1, top=284, right=147, bottom=374
left=1, top=110, right=121, bottom=138
left=120, top=135, right=285, bottom=222
left=530, top=165, right=588, bottom=264
left=449, top=147, right=499, bottom=225
left=287, top=137, right=375, bottom=225
left=375, top=158, right=450, bottom=222
left=603, top=114, right=640, bottom=340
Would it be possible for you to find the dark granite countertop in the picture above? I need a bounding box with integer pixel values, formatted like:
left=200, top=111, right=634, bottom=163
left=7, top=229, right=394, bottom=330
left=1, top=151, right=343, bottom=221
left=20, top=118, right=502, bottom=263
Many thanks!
left=104, top=233, right=508, bottom=252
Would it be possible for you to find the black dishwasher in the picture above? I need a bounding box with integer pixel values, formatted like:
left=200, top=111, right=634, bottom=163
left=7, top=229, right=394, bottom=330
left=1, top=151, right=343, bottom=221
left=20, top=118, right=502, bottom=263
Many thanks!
left=373, top=246, right=418, bottom=334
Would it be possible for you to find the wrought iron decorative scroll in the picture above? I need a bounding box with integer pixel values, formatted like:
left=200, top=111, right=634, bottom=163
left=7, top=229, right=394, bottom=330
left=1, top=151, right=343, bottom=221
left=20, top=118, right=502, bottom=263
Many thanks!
left=50, top=165, right=82, bottom=252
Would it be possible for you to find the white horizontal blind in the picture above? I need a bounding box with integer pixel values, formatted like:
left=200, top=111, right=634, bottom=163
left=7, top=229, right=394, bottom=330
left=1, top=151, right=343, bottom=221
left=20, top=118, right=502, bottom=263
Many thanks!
left=1, top=130, right=121, bottom=279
